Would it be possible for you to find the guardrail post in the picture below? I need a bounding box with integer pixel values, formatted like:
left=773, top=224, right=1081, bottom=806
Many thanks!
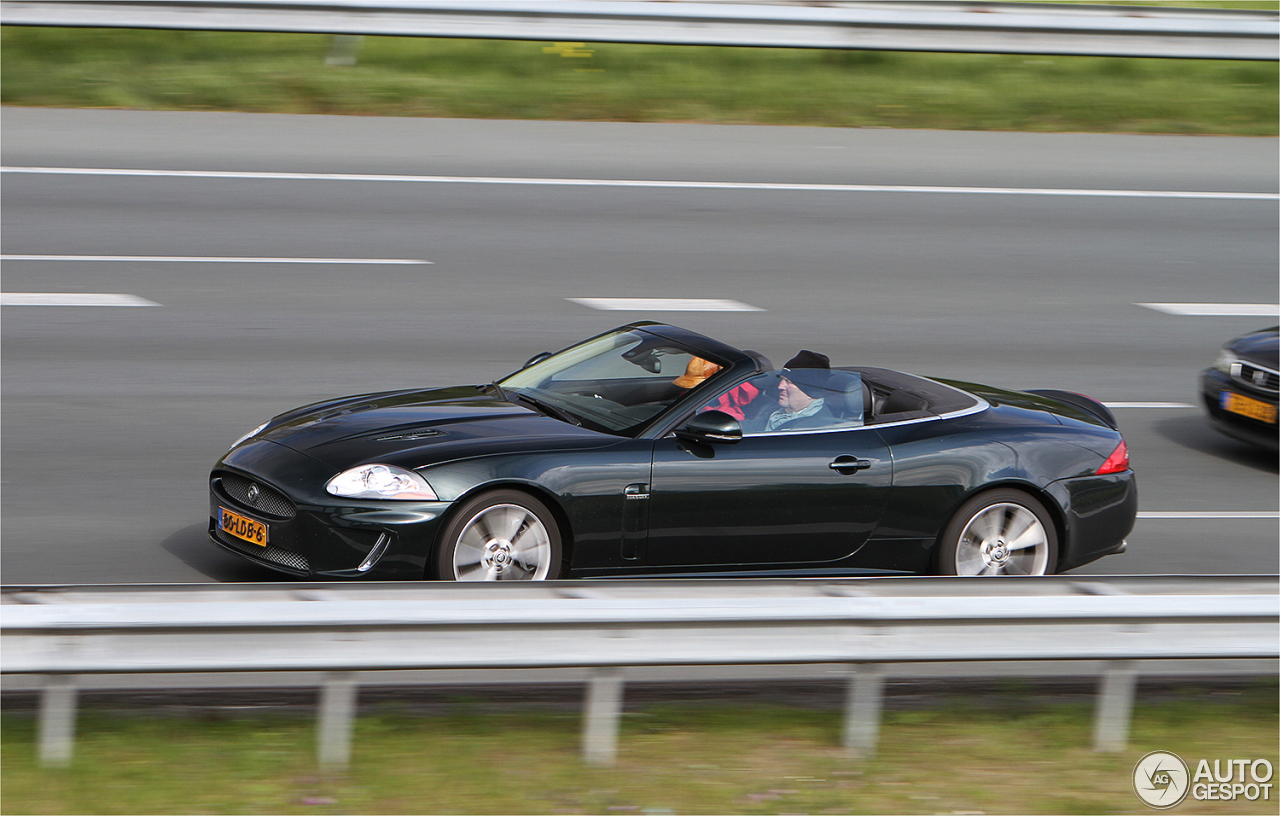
left=582, top=668, right=624, bottom=765
left=325, top=35, right=363, bottom=66
left=37, top=674, right=78, bottom=767
left=1093, top=661, right=1137, bottom=752
left=842, top=664, right=885, bottom=758
left=317, top=671, right=358, bottom=770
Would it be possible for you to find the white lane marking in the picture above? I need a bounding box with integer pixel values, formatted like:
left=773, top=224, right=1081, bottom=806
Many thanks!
left=1138, top=302, right=1280, bottom=316
left=567, top=297, right=765, bottom=312
left=1, top=255, right=431, bottom=265
left=1103, top=402, right=1194, bottom=409
left=1138, top=511, right=1280, bottom=519
left=1, top=293, right=160, bottom=306
left=2, top=166, right=1276, bottom=201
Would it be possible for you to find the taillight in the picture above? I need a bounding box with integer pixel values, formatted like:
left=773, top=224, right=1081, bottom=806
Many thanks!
left=1096, top=440, right=1130, bottom=475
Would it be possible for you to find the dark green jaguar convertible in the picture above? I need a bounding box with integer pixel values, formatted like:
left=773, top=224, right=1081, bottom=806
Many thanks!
left=210, top=323, right=1135, bottom=580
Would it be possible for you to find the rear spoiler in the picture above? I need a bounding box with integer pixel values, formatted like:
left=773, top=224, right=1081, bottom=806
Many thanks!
left=1025, top=389, right=1119, bottom=430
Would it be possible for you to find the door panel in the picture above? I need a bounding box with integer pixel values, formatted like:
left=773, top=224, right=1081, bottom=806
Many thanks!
left=646, top=428, right=892, bottom=567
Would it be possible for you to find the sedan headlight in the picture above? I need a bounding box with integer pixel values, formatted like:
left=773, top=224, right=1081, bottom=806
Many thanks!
left=230, top=421, right=268, bottom=449
left=326, top=464, right=439, bottom=501
left=1214, top=349, right=1239, bottom=374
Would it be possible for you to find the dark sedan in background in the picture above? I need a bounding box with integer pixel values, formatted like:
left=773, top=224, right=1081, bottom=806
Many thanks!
left=210, top=323, right=1136, bottom=581
left=1200, top=327, right=1279, bottom=452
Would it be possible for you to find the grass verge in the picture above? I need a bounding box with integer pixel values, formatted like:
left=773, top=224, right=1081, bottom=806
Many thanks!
left=1, top=27, right=1277, bottom=134
left=3, top=682, right=1277, bottom=814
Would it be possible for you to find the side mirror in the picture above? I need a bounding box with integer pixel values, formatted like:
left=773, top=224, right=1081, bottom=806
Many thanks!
left=675, top=410, right=742, bottom=444
left=522, top=352, right=553, bottom=369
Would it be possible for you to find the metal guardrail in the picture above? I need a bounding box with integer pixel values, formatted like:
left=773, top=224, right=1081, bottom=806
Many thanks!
left=3, top=576, right=1277, bottom=768
left=0, top=0, right=1276, bottom=60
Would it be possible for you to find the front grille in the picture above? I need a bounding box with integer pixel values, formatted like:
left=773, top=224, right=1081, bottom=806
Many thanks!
left=216, top=528, right=310, bottom=573
left=217, top=473, right=297, bottom=518
left=1235, top=361, right=1280, bottom=394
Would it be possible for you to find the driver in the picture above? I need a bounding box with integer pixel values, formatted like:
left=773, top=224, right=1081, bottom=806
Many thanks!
left=758, top=350, right=836, bottom=432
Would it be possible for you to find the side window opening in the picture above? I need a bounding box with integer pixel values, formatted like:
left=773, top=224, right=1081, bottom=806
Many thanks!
left=703, top=370, right=865, bottom=434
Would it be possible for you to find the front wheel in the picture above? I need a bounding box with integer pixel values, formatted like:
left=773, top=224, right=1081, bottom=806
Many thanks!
left=434, top=490, right=562, bottom=581
left=936, top=489, right=1058, bottom=576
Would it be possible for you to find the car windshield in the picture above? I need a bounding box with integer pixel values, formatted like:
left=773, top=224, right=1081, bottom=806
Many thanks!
left=498, top=329, right=718, bottom=435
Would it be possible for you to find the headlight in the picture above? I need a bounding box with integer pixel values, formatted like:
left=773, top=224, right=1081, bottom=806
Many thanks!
left=1214, top=349, right=1238, bottom=374
left=230, top=421, right=268, bottom=449
left=326, top=464, right=438, bottom=501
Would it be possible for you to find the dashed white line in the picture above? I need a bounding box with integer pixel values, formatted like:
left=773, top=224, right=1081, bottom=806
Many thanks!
left=568, top=297, right=765, bottom=312
left=1138, top=302, right=1280, bottom=317
left=3, top=166, right=1276, bottom=201
left=1, top=293, right=160, bottom=306
left=1103, top=402, right=1194, bottom=409
left=4, top=293, right=1270, bottom=516
left=1, top=255, right=431, bottom=265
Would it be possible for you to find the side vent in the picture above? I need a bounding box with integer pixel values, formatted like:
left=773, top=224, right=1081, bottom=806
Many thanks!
left=376, top=429, right=443, bottom=442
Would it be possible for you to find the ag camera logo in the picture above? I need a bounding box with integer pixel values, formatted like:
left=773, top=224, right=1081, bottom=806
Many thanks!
left=1133, top=752, right=1190, bottom=809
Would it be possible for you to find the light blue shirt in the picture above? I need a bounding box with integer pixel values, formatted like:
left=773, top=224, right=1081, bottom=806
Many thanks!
left=765, top=398, right=826, bottom=431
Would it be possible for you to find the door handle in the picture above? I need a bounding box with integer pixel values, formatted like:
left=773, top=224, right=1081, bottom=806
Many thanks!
left=829, top=456, right=872, bottom=474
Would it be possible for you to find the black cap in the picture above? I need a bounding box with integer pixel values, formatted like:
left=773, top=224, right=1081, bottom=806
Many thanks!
left=780, top=350, right=831, bottom=397
left=783, top=350, right=830, bottom=370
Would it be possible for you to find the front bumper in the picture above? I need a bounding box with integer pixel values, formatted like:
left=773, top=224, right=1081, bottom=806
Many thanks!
left=208, top=440, right=452, bottom=579
left=1200, top=369, right=1279, bottom=452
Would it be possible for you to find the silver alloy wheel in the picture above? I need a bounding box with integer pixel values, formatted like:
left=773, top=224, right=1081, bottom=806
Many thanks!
left=953, top=501, right=1051, bottom=576
left=452, top=503, right=553, bottom=580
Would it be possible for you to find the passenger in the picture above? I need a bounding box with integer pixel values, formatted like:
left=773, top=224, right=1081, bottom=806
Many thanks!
left=706, top=379, right=760, bottom=421
left=673, top=356, right=722, bottom=388
left=759, top=350, right=836, bottom=432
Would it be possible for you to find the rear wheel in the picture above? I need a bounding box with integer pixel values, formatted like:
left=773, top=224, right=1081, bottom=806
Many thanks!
left=434, top=490, right=562, bottom=581
left=936, top=489, right=1058, bottom=576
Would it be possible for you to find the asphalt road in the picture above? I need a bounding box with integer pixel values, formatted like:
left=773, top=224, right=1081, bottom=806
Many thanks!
left=2, top=108, right=1276, bottom=584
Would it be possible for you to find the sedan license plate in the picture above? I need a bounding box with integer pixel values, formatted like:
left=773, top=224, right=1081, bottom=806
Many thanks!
left=1221, top=391, right=1278, bottom=424
left=219, top=507, right=268, bottom=547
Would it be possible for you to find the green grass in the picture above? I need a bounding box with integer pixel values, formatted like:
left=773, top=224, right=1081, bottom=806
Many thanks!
left=1, top=27, right=1277, bottom=133
left=3, top=684, right=1277, bottom=814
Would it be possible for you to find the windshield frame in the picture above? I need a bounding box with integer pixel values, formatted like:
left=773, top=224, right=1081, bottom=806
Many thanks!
left=496, top=323, right=761, bottom=438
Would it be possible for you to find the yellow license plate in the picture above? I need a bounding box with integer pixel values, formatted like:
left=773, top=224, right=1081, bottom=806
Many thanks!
left=219, top=507, right=268, bottom=547
left=1222, top=391, right=1278, bottom=424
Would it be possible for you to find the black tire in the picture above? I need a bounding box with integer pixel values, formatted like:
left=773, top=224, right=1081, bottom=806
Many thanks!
left=935, top=489, right=1058, bottom=576
left=433, top=490, right=563, bottom=581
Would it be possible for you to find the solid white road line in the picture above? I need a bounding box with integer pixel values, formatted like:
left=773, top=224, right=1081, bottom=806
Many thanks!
left=1138, top=302, right=1280, bottom=317
left=1, top=255, right=431, bottom=264
left=1138, top=511, right=1280, bottom=519
left=567, top=297, right=765, bottom=312
left=1, top=293, right=160, bottom=306
left=2, top=166, right=1276, bottom=201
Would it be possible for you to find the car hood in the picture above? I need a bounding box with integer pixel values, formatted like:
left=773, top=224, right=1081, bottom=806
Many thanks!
left=257, top=385, right=618, bottom=469
left=1228, top=327, right=1280, bottom=368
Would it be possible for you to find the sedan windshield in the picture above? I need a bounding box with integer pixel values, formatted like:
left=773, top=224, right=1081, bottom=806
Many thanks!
left=498, top=329, right=720, bottom=435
